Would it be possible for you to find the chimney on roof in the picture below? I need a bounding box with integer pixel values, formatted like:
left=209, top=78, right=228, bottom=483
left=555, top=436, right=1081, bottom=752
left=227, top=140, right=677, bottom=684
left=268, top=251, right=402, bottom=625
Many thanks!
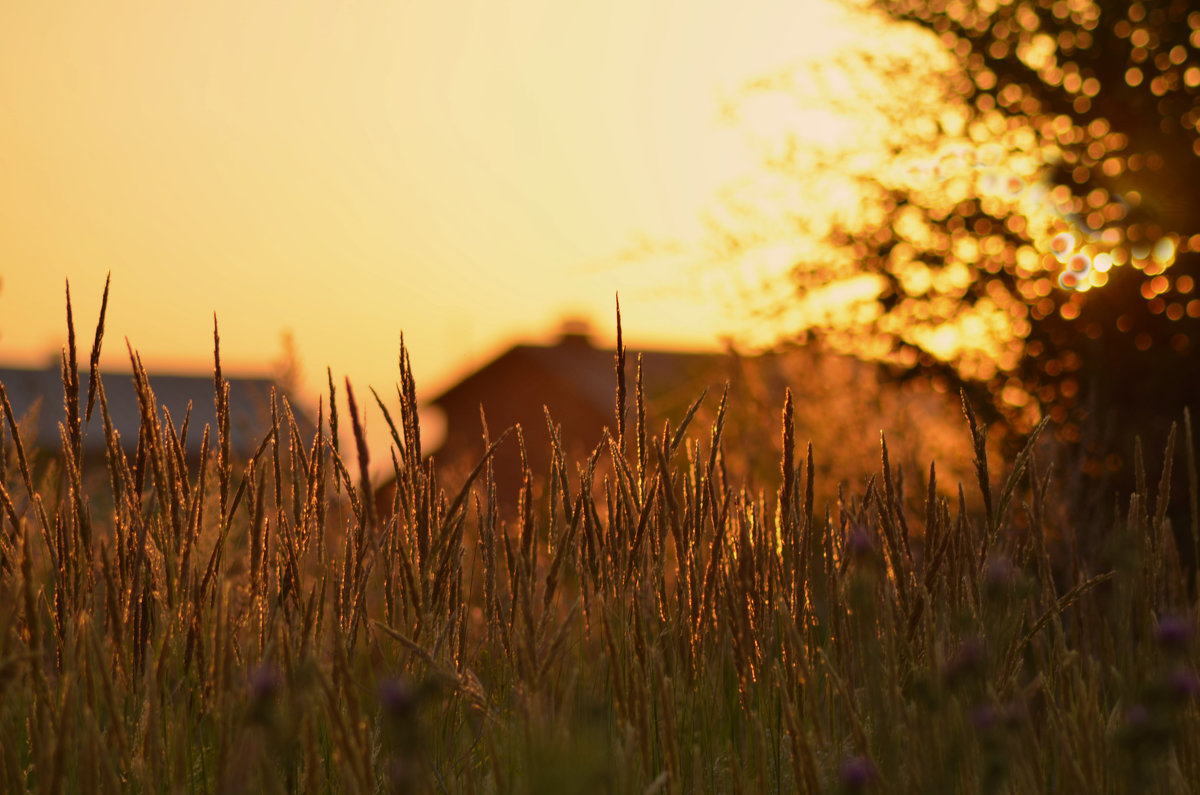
left=556, top=317, right=593, bottom=348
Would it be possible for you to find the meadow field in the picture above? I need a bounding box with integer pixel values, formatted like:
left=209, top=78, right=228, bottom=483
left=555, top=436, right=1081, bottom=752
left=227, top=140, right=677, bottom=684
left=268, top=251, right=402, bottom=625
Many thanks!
left=1, top=293, right=1198, bottom=794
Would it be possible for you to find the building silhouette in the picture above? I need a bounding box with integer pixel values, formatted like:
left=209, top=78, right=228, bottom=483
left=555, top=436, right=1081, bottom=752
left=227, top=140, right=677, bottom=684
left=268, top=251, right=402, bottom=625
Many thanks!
left=375, top=322, right=972, bottom=523
left=0, top=363, right=312, bottom=473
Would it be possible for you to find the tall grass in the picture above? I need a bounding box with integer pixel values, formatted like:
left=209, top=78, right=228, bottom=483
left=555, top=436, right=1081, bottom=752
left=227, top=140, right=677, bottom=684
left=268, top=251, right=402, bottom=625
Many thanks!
left=1, top=285, right=1197, bottom=793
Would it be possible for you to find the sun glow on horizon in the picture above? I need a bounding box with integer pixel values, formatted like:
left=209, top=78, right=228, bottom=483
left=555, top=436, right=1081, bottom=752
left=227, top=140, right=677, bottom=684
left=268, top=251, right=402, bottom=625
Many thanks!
left=0, top=0, right=878, bottom=467
left=0, top=1, right=866, bottom=369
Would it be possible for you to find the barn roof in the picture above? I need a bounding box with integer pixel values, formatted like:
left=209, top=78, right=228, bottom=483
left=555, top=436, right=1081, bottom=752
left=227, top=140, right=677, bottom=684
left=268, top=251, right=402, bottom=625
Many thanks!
left=430, top=330, right=726, bottom=420
left=0, top=364, right=309, bottom=459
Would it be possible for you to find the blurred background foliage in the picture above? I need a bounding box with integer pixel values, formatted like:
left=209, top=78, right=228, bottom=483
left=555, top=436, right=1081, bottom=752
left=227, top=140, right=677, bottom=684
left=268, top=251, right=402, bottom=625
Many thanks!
left=696, top=0, right=1200, bottom=526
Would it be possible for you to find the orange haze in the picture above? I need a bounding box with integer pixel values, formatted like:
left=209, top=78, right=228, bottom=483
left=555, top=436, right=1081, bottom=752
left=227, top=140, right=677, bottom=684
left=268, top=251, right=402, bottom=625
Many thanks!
left=1, top=0, right=874, bottom=461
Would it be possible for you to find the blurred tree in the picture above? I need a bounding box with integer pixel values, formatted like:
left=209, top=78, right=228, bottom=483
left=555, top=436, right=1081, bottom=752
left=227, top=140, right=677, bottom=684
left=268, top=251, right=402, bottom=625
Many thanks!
left=872, top=0, right=1197, bottom=443
left=705, top=1, right=1200, bottom=522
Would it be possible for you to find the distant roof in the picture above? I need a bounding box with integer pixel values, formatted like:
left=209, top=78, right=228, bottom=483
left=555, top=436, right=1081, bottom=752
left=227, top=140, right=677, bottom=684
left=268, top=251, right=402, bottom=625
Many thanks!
left=430, top=330, right=725, bottom=418
left=0, top=364, right=308, bottom=459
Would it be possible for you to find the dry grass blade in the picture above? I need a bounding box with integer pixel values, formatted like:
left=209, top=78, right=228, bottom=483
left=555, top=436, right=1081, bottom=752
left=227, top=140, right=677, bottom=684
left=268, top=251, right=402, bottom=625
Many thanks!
left=85, top=272, right=111, bottom=423
left=1153, top=423, right=1176, bottom=533
left=642, top=771, right=670, bottom=795
left=614, top=295, right=627, bottom=456
left=543, top=406, right=574, bottom=515
left=706, top=384, right=729, bottom=478
left=1002, top=571, right=1115, bottom=683
left=636, top=354, right=647, bottom=491
left=0, top=481, right=20, bottom=573
left=343, top=379, right=374, bottom=531
left=212, top=317, right=233, bottom=522
left=326, top=367, right=340, bottom=494
left=0, top=384, right=44, bottom=527
left=607, top=433, right=642, bottom=532
left=441, top=427, right=513, bottom=532
left=961, top=389, right=994, bottom=533
left=988, top=416, right=1050, bottom=556
left=371, top=620, right=491, bottom=716
left=1187, top=408, right=1199, bottom=577
left=924, top=459, right=938, bottom=555
left=543, top=491, right=584, bottom=615
left=397, top=337, right=423, bottom=464
left=62, top=280, right=83, bottom=468
left=623, top=475, right=661, bottom=589
left=369, top=385, right=407, bottom=467
left=668, top=388, right=708, bottom=459
left=535, top=599, right=579, bottom=685
left=779, top=389, right=795, bottom=531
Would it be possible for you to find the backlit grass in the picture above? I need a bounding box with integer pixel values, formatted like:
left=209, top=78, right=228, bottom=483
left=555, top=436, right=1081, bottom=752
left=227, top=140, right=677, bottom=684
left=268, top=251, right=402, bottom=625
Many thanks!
left=1, top=284, right=1197, bottom=793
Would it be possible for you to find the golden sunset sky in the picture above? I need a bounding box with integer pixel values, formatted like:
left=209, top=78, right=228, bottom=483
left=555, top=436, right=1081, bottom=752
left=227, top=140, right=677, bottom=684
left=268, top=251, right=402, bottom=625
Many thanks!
left=1, top=0, right=915, bottom=452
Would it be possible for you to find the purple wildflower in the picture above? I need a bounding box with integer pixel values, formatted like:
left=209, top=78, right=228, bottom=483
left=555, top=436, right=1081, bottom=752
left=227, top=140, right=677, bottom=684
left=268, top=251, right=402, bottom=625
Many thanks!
left=846, top=527, right=874, bottom=561
left=1001, top=699, right=1026, bottom=728
left=1167, top=667, right=1200, bottom=699
left=983, top=554, right=1016, bottom=593
left=944, top=636, right=986, bottom=684
left=1154, top=614, right=1194, bottom=651
left=970, top=703, right=999, bottom=732
left=1124, top=703, right=1150, bottom=730
left=838, top=755, right=877, bottom=790
left=379, top=676, right=417, bottom=718
left=248, top=663, right=280, bottom=700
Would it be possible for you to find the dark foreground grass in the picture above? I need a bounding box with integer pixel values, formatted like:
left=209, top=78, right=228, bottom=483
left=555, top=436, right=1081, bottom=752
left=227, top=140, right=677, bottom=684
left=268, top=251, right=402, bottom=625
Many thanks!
left=1, top=286, right=1198, bottom=794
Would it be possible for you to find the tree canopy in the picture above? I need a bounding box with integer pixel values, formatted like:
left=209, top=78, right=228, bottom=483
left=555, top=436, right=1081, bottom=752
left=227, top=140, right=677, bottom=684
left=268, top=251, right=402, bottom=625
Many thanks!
left=705, top=0, right=1200, bottom=496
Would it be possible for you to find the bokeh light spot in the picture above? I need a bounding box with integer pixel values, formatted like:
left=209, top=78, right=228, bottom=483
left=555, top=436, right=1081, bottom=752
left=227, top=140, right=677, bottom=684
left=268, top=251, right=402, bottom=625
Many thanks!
left=1068, top=253, right=1091, bottom=276
left=1152, top=237, right=1176, bottom=263
left=1051, top=232, right=1076, bottom=260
